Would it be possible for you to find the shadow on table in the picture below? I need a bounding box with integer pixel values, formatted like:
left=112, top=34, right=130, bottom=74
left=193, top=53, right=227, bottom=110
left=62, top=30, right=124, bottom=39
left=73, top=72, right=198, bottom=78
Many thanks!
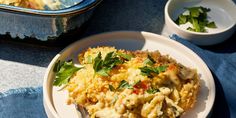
left=210, top=72, right=230, bottom=118
left=0, top=41, right=62, bottom=67
left=200, top=32, right=236, bottom=53
left=83, top=0, right=166, bottom=36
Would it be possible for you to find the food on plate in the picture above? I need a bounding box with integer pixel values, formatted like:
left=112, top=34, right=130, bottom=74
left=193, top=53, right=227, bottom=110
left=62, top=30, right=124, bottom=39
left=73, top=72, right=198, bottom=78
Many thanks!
left=0, top=0, right=61, bottom=10
left=53, top=46, right=200, bottom=118
left=175, top=6, right=217, bottom=33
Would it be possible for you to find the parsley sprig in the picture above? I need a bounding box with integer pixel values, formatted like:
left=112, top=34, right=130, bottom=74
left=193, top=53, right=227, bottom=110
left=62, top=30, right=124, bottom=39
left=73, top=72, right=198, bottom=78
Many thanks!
left=93, top=52, right=123, bottom=76
left=117, top=80, right=133, bottom=90
left=146, top=88, right=160, bottom=94
left=109, top=80, right=160, bottom=94
left=175, top=6, right=217, bottom=32
left=53, top=60, right=82, bottom=86
left=143, top=54, right=156, bottom=66
left=109, top=80, right=141, bottom=91
left=140, top=65, right=167, bottom=78
left=117, top=52, right=133, bottom=61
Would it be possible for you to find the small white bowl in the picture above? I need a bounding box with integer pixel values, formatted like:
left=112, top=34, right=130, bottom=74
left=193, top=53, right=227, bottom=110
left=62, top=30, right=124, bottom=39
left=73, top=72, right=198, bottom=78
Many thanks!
left=165, top=0, right=236, bottom=45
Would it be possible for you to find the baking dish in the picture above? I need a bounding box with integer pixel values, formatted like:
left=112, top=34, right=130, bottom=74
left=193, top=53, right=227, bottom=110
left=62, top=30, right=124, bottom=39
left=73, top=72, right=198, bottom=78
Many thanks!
left=0, top=0, right=102, bottom=44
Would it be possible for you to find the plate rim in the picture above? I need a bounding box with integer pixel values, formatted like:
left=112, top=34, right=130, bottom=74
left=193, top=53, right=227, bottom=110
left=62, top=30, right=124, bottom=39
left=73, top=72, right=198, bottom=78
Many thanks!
left=43, top=31, right=215, bottom=118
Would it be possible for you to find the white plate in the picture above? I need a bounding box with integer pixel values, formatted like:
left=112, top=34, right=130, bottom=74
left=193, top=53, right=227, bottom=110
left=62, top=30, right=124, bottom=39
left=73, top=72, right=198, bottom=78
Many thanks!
left=43, top=31, right=215, bottom=118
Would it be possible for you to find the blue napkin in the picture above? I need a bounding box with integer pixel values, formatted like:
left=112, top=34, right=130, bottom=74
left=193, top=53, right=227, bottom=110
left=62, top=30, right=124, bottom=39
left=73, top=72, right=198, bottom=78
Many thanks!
left=0, top=34, right=235, bottom=118
left=0, top=87, right=47, bottom=118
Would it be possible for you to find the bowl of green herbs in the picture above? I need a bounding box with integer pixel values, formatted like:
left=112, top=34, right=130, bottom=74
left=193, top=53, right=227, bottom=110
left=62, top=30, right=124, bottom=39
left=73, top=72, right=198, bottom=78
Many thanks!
left=164, top=0, right=236, bottom=45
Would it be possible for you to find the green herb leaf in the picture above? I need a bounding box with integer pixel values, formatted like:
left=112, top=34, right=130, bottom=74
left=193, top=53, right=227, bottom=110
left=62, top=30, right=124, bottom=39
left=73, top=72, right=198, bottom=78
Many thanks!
left=108, top=57, right=123, bottom=68
left=117, top=80, right=133, bottom=90
left=154, top=66, right=167, bottom=73
left=191, top=17, right=201, bottom=32
left=187, top=27, right=195, bottom=32
left=176, top=14, right=187, bottom=25
left=176, top=6, right=217, bottom=32
left=144, top=54, right=156, bottom=66
left=97, top=68, right=111, bottom=76
left=109, top=85, right=116, bottom=91
left=186, top=7, right=200, bottom=17
left=200, top=6, right=210, bottom=12
left=93, top=52, right=123, bottom=76
left=199, top=20, right=207, bottom=27
left=53, top=60, right=82, bottom=86
left=140, top=65, right=167, bottom=78
left=143, top=58, right=153, bottom=65
left=117, top=52, right=133, bottom=61
left=53, top=60, right=65, bottom=72
left=103, top=52, right=115, bottom=66
left=93, top=52, right=103, bottom=72
left=140, top=66, right=154, bottom=77
left=146, top=88, right=160, bottom=94
left=206, top=22, right=217, bottom=28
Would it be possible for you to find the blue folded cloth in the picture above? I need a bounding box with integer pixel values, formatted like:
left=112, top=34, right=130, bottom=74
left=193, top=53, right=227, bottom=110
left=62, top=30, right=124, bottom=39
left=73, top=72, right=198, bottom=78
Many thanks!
left=0, top=34, right=235, bottom=118
left=0, top=87, right=47, bottom=118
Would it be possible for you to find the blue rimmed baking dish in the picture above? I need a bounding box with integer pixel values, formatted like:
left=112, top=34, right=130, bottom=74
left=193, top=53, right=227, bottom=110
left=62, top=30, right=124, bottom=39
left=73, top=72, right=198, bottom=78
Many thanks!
left=0, top=0, right=102, bottom=45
